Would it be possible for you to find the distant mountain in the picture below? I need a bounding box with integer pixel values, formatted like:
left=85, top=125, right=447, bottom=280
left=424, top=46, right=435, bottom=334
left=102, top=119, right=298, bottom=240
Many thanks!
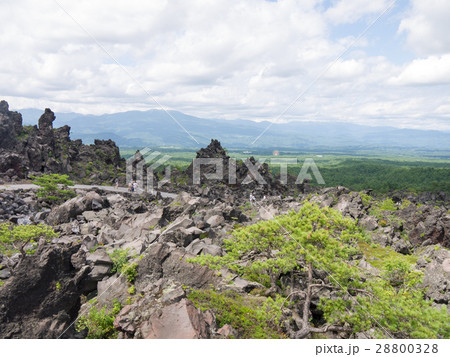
left=18, top=108, right=450, bottom=151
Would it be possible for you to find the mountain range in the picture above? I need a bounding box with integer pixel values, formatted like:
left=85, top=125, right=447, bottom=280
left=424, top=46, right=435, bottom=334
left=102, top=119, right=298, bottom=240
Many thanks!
left=18, top=108, right=450, bottom=152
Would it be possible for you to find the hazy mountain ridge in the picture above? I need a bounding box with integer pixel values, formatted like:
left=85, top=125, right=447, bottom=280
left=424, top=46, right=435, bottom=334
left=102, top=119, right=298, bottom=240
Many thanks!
left=18, top=108, right=450, bottom=150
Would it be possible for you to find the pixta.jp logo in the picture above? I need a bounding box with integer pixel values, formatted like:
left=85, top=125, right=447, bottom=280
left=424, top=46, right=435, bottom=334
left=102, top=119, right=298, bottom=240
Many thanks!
left=127, top=147, right=325, bottom=193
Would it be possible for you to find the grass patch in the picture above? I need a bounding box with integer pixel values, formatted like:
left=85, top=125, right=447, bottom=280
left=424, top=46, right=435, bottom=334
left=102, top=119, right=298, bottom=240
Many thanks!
left=358, top=241, right=417, bottom=270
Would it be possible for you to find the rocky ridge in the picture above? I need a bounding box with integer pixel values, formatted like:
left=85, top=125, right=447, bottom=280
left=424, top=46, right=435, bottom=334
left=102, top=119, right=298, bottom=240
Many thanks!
left=0, top=100, right=125, bottom=184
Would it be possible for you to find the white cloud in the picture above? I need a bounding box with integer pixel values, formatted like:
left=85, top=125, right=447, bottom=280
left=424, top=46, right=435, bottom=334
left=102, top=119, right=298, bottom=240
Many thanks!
left=389, top=55, right=450, bottom=85
left=325, top=0, right=389, bottom=25
left=0, top=0, right=448, bottom=131
left=399, top=0, right=450, bottom=56
left=324, top=59, right=365, bottom=80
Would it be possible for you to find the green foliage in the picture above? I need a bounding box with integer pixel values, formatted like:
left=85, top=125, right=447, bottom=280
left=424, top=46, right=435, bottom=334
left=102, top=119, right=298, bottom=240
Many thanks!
left=55, top=281, right=61, bottom=291
left=316, top=160, right=450, bottom=194
left=188, top=289, right=285, bottom=338
left=128, top=149, right=450, bottom=194
left=382, top=257, right=423, bottom=287
left=31, top=173, right=75, bottom=204
left=369, top=198, right=397, bottom=219
left=0, top=223, right=57, bottom=257
left=76, top=298, right=122, bottom=339
left=400, top=199, right=412, bottom=209
left=108, top=249, right=138, bottom=283
left=17, top=125, right=33, bottom=140
left=108, top=248, right=130, bottom=274
left=360, top=192, right=373, bottom=207
left=189, top=202, right=449, bottom=339
left=189, top=202, right=367, bottom=289
left=0, top=281, right=4, bottom=287
left=122, top=262, right=138, bottom=283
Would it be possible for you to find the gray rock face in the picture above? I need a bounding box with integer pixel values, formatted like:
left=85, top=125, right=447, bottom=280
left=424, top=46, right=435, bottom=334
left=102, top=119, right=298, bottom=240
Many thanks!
left=97, top=274, right=130, bottom=306
left=114, top=297, right=215, bottom=339
left=0, top=244, right=86, bottom=338
left=0, top=100, right=125, bottom=184
left=47, top=191, right=105, bottom=225
left=421, top=249, right=450, bottom=304
left=335, top=194, right=363, bottom=219
left=38, top=108, right=55, bottom=132
left=135, top=243, right=220, bottom=292
left=186, top=239, right=222, bottom=257
left=206, top=214, right=225, bottom=228
left=0, top=191, right=36, bottom=222
left=359, top=216, right=378, bottom=231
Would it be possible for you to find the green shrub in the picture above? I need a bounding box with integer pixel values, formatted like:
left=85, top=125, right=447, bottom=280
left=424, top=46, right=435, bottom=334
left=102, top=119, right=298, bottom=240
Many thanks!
left=76, top=298, right=122, bottom=339
left=360, top=192, right=373, bottom=207
left=127, top=285, right=136, bottom=295
left=31, top=173, right=75, bottom=204
left=369, top=198, right=398, bottom=218
left=108, top=248, right=130, bottom=274
left=0, top=223, right=57, bottom=258
left=122, top=262, right=138, bottom=283
left=189, top=202, right=450, bottom=339
left=382, top=257, right=423, bottom=288
left=108, top=249, right=138, bottom=283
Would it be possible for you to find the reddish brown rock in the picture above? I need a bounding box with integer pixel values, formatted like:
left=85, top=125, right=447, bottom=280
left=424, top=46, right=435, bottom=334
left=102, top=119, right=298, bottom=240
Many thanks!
left=140, top=299, right=210, bottom=339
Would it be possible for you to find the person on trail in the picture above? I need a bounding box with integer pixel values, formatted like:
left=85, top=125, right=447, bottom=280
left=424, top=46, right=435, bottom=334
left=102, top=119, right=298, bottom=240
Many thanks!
left=128, top=181, right=133, bottom=192
left=249, top=193, right=256, bottom=206
left=114, top=178, right=119, bottom=190
left=132, top=180, right=137, bottom=193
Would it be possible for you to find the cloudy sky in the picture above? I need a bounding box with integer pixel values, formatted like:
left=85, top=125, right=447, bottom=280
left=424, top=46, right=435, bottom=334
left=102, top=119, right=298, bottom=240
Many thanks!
left=1, top=0, right=449, bottom=131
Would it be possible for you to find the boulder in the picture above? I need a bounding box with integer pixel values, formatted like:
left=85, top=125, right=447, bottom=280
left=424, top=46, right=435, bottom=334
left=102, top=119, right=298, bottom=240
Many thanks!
left=163, top=215, right=193, bottom=235
left=139, top=299, right=211, bottom=339
left=47, top=191, right=104, bottom=225
left=217, top=324, right=238, bottom=338
left=0, top=244, right=86, bottom=338
left=206, top=214, right=225, bottom=228
left=85, top=249, right=113, bottom=282
left=135, top=243, right=219, bottom=292
left=86, top=250, right=112, bottom=266
left=97, top=274, right=130, bottom=306
left=186, top=238, right=222, bottom=256
left=359, top=216, right=378, bottom=231
left=421, top=249, right=450, bottom=304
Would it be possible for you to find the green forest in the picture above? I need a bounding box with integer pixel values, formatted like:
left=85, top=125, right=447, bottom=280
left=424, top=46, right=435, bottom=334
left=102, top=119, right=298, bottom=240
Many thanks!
left=314, top=160, right=450, bottom=194
left=121, top=148, right=450, bottom=194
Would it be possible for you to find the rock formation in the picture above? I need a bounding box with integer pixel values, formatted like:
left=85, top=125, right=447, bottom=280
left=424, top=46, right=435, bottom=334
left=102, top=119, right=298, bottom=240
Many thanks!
left=177, top=139, right=300, bottom=198
left=0, top=100, right=125, bottom=184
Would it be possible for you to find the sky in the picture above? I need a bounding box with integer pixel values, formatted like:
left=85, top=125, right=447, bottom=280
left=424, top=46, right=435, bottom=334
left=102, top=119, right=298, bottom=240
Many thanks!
left=1, top=0, right=450, bottom=131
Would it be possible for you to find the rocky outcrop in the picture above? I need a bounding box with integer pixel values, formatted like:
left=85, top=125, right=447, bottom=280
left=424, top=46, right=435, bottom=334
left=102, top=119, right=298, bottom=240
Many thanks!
left=115, top=297, right=215, bottom=339
left=176, top=139, right=301, bottom=197
left=418, top=247, right=450, bottom=308
left=47, top=191, right=106, bottom=225
left=0, top=243, right=85, bottom=338
left=0, top=100, right=125, bottom=184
